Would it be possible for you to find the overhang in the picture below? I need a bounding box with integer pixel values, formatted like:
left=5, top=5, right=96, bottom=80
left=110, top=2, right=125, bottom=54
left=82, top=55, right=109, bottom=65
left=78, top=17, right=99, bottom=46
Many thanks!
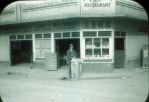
left=0, top=14, right=148, bottom=26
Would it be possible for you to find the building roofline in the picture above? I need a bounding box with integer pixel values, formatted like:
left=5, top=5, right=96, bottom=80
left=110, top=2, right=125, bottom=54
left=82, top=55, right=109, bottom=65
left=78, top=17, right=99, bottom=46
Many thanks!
left=0, top=14, right=148, bottom=26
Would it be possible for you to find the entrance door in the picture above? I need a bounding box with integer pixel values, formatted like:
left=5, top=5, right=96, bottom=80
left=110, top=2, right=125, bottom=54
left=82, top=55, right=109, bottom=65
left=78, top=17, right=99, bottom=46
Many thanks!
left=114, top=38, right=125, bottom=68
left=55, top=39, right=80, bottom=68
left=10, top=40, right=33, bottom=66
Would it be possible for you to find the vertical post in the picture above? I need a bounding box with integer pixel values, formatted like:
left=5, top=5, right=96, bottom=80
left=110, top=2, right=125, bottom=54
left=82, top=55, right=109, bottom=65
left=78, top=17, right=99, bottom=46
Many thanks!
left=79, top=0, right=82, bottom=15
left=16, top=3, right=24, bottom=21
left=112, top=30, right=114, bottom=63
left=51, top=32, right=54, bottom=53
left=32, top=26, right=35, bottom=61
left=6, top=33, right=9, bottom=62
left=113, top=0, right=116, bottom=14
left=3, top=28, right=6, bottom=62
left=80, top=30, right=83, bottom=59
left=16, top=4, right=21, bottom=21
left=124, top=38, right=126, bottom=68
left=20, top=4, right=25, bottom=21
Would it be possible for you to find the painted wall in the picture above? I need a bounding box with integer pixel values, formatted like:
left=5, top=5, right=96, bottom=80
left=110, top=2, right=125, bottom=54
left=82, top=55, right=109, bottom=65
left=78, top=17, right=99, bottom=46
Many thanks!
left=0, top=29, right=11, bottom=67
left=0, top=0, right=148, bottom=25
left=126, top=20, right=148, bottom=61
left=4, top=34, right=10, bottom=62
left=0, top=7, right=16, bottom=23
left=0, top=29, right=9, bottom=62
left=0, top=29, right=4, bottom=61
left=22, top=1, right=79, bottom=21
left=114, top=18, right=148, bottom=68
left=115, top=0, right=148, bottom=20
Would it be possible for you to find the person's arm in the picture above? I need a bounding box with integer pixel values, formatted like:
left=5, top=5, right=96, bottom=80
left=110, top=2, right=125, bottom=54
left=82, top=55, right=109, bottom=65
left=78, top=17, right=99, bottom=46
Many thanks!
left=74, top=50, right=77, bottom=58
left=67, top=50, right=72, bottom=60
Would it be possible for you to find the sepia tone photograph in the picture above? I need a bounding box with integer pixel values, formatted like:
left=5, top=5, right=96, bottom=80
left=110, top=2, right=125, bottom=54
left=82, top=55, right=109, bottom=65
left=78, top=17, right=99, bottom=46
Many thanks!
left=0, top=0, right=148, bottom=102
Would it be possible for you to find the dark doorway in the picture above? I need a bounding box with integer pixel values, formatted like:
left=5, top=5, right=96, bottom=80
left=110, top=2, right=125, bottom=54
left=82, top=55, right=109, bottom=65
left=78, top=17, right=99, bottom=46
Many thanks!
left=10, top=40, right=32, bottom=66
left=55, top=39, right=80, bottom=68
left=114, top=38, right=125, bottom=68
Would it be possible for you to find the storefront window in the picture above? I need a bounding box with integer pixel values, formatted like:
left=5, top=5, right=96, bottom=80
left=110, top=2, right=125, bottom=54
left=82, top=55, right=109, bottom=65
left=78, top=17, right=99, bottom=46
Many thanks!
left=94, top=49, right=101, bottom=57
left=85, top=49, right=92, bottom=57
left=102, top=38, right=109, bottom=47
left=84, top=37, right=110, bottom=58
left=102, top=49, right=109, bottom=57
left=94, top=38, right=101, bottom=47
left=85, top=38, right=92, bottom=46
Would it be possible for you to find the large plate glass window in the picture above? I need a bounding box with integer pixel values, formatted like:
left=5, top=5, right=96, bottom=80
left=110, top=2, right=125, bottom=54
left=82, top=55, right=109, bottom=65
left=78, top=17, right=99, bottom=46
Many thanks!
left=84, top=31, right=111, bottom=58
left=102, top=38, right=109, bottom=57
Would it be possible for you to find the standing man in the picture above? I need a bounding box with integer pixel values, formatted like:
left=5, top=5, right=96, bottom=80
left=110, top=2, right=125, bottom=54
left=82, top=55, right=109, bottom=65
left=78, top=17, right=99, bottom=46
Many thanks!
left=67, top=44, right=77, bottom=78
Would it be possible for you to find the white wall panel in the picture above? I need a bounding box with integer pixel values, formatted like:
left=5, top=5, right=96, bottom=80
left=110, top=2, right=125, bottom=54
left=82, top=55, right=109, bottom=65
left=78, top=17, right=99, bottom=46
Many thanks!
left=23, top=4, right=79, bottom=21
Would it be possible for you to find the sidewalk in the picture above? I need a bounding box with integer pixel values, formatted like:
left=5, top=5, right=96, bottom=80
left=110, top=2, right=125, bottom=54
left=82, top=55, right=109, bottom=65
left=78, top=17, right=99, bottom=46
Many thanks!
left=0, top=63, right=68, bottom=79
left=0, top=63, right=148, bottom=80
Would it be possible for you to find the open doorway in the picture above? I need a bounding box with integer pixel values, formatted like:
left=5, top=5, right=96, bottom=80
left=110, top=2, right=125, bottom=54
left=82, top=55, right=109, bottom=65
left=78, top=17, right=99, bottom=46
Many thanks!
left=114, top=38, right=125, bottom=68
left=55, top=39, right=80, bottom=69
left=10, top=40, right=33, bottom=66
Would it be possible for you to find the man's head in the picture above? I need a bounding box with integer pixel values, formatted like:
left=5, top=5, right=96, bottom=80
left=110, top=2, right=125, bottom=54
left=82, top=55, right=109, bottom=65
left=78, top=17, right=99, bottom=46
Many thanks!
left=69, top=44, right=73, bottom=50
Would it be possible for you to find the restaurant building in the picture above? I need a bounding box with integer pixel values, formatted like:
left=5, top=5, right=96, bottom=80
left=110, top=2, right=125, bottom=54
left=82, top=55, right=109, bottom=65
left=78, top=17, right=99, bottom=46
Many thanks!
left=0, top=0, right=148, bottom=72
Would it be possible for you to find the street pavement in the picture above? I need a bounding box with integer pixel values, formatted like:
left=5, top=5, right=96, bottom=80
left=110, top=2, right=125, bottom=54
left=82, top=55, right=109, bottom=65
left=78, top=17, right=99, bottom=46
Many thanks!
left=0, top=63, right=148, bottom=102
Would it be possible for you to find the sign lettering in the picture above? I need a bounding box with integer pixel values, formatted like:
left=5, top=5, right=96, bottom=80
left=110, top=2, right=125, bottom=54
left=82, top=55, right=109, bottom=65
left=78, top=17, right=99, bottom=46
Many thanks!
left=45, top=53, right=57, bottom=70
left=84, top=3, right=111, bottom=7
left=24, top=0, right=78, bottom=10
left=34, top=23, right=52, bottom=32
left=53, top=22, right=79, bottom=27
left=4, top=25, right=32, bottom=34
left=82, top=0, right=113, bottom=15
left=139, top=27, right=149, bottom=32
left=53, top=21, right=79, bottom=31
left=82, top=20, right=111, bottom=29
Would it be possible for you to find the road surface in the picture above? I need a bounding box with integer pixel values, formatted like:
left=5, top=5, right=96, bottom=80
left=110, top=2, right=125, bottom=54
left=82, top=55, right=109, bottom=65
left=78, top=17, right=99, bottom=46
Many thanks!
left=0, top=70, right=148, bottom=102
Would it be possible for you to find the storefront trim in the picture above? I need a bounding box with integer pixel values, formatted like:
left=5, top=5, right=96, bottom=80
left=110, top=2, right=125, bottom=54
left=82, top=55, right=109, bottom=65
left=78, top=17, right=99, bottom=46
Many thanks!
left=81, top=30, right=113, bottom=62
left=83, top=59, right=112, bottom=63
left=83, top=62, right=113, bottom=63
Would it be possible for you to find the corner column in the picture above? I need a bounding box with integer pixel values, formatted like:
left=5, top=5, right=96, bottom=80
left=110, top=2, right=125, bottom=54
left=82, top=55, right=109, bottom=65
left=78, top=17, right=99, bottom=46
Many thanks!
left=51, top=32, right=55, bottom=53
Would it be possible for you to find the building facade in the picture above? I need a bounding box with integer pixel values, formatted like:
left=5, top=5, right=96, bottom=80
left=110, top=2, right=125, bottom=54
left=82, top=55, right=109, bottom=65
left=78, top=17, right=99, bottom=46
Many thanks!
left=0, top=0, right=148, bottom=72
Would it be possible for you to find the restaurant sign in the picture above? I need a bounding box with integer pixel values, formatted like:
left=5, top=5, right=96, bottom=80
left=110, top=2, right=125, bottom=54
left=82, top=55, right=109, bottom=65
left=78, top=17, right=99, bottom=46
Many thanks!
left=34, top=23, right=52, bottom=33
left=139, top=27, right=149, bottom=32
left=53, top=21, right=80, bottom=31
left=23, top=0, right=78, bottom=10
left=4, top=25, right=32, bottom=34
left=81, top=0, right=113, bottom=15
left=81, top=20, right=112, bottom=29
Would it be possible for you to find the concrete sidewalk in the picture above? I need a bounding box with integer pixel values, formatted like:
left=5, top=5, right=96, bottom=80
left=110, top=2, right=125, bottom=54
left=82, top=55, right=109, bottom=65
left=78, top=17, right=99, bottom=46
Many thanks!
left=0, top=63, right=148, bottom=80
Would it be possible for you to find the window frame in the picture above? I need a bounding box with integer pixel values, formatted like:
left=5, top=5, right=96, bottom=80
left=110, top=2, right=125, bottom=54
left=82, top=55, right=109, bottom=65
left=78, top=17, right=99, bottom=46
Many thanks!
left=34, top=33, right=51, bottom=59
left=83, top=31, right=112, bottom=59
